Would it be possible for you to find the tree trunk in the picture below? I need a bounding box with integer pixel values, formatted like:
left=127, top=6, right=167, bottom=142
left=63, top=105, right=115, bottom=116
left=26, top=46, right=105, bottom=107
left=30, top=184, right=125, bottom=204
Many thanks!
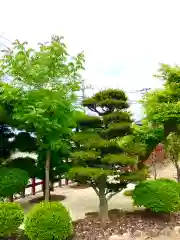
left=99, top=193, right=108, bottom=222
left=152, top=153, right=157, bottom=180
left=175, top=161, right=180, bottom=182
left=152, top=163, right=157, bottom=180
left=50, top=181, right=54, bottom=192
left=45, top=150, right=50, bottom=201
left=9, top=195, right=13, bottom=202
left=98, top=178, right=109, bottom=222
left=20, top=188, right=26, bottom=198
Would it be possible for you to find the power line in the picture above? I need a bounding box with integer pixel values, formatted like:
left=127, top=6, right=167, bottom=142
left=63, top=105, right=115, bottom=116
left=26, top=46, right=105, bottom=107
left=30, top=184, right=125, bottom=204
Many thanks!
left=0, top=34, right=12, bottom=44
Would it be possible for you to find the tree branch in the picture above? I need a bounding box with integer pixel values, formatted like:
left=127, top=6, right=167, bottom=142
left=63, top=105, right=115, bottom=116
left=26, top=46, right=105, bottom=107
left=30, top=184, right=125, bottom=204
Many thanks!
left=107, top=190, right=122, bottom=201
left=91, top=185, right=99, bottom=196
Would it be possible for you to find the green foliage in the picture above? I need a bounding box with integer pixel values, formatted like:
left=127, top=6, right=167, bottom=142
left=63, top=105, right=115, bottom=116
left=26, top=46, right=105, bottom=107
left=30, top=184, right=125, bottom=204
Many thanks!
left=132, top=179, right=180, bottom=213
left=68, top=167, right=113, bottom=183
left=0, top=37, right=84, bottom=150
left=0, top=124, right=15, bottom=163
left=70, top=88, right=146, bottom=221
left=102, top=154, right=137, bottom=165
left=0, top=168, right=28, bottom=197
left=142, top=64, right=180, bottom=134
left=6, top=157, right=37, bottom=178
left=0, top=36, right=84, bottom=201
left=0, top=202, right=24, bottom=237
left=0, top=37, right=84, bottom=89
left=13, top=132, right=37, bottom=152
left=71, top=151, right=100, bottom=163
left=118, top=123, right=165, bottom=167
left=24, top=201, right=73, bottom=240
left=166, top=133, right=180, bottom=162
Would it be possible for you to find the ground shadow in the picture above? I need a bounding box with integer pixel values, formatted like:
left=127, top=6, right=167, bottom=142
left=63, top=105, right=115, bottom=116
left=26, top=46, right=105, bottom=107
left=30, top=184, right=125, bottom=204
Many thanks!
left=29, top=194, right=66, bottom=204
left=69, top=183, right=90, bottom=189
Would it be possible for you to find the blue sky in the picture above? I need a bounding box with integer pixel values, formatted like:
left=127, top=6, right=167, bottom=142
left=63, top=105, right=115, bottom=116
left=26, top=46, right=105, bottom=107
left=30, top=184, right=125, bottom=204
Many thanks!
left=1, top=0, right=180, bottom=119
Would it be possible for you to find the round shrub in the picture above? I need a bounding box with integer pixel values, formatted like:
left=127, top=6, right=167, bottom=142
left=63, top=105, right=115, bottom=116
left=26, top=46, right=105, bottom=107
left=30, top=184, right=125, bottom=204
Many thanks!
left=0, top=168, right=29, bottom=198
left=132, top=179, right=180, bottom=213
left=24, top=201, right=73, bottom=240
left=0, top=202, right=24, bottom=237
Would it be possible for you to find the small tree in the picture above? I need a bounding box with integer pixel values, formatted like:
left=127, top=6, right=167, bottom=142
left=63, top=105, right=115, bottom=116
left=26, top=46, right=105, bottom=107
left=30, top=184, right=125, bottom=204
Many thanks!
left=68, top=89, right=147, bottom=222
left=0, top=36, right=84, bottom=201
left=166, top=133, right=180, bottom=182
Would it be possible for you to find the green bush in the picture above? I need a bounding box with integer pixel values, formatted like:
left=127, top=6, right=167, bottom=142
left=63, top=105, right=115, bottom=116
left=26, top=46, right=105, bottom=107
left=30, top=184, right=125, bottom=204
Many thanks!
left=132, top=179, right=180, bottom=213
left=0, top=168, right=29, bottom=198
left=24, top=201, right=73, bottom=240
left=0, top=202, right=24, bottom=237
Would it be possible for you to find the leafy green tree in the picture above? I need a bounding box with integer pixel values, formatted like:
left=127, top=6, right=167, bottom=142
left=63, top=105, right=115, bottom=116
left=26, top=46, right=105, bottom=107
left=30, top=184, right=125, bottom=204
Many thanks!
left=166, top=133, right=180, bottom=182
left=142, top=64, right=180, bottom=136
left=68, top=89, right=147, bottom=221
left=136, top=64, right=180, bottom=170
left=0, top=36, right=84, bottom=201
left=120, top=123, right=165, bottom=169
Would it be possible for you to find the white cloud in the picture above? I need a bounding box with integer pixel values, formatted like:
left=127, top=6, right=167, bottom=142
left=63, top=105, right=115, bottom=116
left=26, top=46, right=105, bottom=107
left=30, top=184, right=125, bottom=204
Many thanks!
left=0, top=0, right=180, bottom=119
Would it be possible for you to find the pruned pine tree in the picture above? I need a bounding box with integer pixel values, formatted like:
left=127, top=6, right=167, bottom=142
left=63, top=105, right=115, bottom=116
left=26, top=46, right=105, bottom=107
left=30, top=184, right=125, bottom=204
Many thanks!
left=68, top=89, right=147, bottom=222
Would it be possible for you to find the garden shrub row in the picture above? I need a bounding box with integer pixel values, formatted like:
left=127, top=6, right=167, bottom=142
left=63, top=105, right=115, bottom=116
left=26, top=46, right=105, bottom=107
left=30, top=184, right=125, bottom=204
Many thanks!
left=0, top=202, right=72, bottom=240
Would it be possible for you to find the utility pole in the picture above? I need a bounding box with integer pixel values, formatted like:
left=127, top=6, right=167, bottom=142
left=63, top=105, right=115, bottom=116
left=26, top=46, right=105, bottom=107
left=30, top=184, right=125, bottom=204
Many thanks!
left=80, top=79, right=93, bottom=114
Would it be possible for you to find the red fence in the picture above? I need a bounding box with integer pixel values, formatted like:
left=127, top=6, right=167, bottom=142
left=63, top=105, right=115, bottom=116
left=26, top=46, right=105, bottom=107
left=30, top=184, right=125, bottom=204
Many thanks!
left=12, top=178, right=70, bottom=201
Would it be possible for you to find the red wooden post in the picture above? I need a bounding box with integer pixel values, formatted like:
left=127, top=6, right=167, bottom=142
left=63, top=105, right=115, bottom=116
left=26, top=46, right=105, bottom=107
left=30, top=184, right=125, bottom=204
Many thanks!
left=32, top=177, right=36, bottom=195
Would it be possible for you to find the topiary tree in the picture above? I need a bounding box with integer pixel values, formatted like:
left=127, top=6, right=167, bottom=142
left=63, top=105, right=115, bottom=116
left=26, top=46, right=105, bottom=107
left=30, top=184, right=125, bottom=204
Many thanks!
left=68, top=89, right=147, bottom=222
left=0, top=202, right=24, bottom=237
left=24, top=201, right=73, bottom=240
left=0, top=168, right=29, bottom=200
left=5, top=157, right=37, bottom=178
left=132, top=178, right=180, bottom=213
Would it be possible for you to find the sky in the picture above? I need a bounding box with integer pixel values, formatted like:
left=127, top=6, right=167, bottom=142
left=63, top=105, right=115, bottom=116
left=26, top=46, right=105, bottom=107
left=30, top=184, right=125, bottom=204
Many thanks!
left=1, top=0, right=180, bottom=120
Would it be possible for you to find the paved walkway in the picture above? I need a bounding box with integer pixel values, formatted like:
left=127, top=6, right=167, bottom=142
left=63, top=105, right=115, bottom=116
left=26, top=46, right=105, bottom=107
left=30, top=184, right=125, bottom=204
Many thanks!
left=18, top=184, right=139, bottom=221
left=18, top=162, right=177, bottom=221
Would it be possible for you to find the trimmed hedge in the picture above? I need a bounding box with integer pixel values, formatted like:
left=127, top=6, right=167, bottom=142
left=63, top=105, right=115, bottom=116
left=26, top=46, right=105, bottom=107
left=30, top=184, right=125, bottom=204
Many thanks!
left=0, top=202, right=24, bottom=237
left=132, top=178, right=180, bottom=213
left=0, top=168, right=28, bottom=198
left=24, top=201, right=73, bottom=240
